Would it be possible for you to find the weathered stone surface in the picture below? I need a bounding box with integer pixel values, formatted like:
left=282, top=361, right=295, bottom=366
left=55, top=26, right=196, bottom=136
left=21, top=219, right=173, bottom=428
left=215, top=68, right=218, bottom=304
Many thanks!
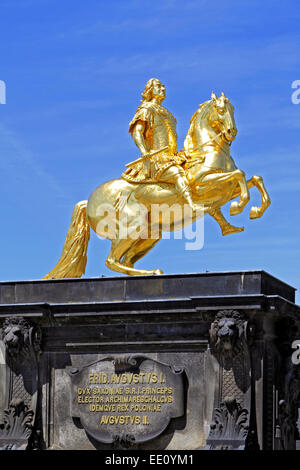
left=0, top=271, right=298, bottom=450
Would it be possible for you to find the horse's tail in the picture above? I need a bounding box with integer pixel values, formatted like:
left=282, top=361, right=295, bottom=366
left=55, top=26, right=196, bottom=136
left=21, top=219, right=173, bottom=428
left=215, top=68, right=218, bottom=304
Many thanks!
left=43, top=200, right=90, bottom=279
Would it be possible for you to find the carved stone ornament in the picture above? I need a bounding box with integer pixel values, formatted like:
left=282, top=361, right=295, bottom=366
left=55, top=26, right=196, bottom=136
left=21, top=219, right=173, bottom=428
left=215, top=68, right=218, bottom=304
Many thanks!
left=112, top=432, right=136, bottom=450
left=206, top=397, right=249, bottom=450
left=209, top=310, right=253, bottom=361
left=1, top=317, right=41, bottom=361
left=68, top=355, right=185, bottom=446
left=0, top=399, right=34, bottom=450
left=277, top=362, right=300, bottom=449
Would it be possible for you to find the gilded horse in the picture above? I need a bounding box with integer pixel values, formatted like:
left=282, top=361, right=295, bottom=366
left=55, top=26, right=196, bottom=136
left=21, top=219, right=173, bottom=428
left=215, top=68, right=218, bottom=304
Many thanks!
left=44, top=92, right=270, bottom=278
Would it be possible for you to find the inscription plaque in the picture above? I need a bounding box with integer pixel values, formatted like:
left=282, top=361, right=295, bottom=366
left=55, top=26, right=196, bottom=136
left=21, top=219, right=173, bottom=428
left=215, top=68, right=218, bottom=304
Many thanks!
left=68, top=355, right=185, bottom=444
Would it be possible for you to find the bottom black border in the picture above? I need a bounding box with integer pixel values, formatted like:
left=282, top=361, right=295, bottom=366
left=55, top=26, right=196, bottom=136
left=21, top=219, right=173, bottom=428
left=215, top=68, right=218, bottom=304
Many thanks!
left=0, top=449, right=298, bottom=466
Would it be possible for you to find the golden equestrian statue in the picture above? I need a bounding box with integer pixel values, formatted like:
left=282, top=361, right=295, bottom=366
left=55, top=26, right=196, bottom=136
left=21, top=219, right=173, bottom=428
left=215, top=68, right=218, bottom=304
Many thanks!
left=44, top=78, right=271, bottom=278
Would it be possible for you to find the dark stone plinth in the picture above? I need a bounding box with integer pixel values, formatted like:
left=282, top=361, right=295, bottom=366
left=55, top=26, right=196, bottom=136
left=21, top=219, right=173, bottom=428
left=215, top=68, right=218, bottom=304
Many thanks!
left=0, top=271, right=299, bottom=450
left=0, top=270, right=295, bottom=305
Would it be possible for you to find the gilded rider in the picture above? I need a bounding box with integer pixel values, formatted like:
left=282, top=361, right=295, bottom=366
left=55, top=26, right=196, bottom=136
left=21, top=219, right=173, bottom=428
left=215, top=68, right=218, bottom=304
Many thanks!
left=122, top=78, right=199, bottom=211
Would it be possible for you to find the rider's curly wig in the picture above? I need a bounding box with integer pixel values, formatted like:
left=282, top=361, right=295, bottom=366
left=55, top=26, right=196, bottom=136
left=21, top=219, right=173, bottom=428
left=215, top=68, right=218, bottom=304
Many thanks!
left=141, top=78, right=160, bottom=102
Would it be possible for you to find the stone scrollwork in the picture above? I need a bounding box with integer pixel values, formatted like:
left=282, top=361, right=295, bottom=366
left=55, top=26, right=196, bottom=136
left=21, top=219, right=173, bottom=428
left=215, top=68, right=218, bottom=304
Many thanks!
left=0, top=399, right=34, bottom=450
left=112, top=433, right=136, bottom=450
left=206, top=397, right=249, bottom=450
left=112, top=355, right=138, bottom=373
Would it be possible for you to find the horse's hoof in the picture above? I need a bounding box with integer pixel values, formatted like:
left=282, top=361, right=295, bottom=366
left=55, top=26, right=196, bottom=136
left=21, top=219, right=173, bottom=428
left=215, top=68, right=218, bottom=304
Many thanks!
left=249, top=206, right=261, bottom=219
left=230, top=201, right=242, bottom=216
left=222, top=225, right=244, bottom=236
left=153, top=269, right=163, bottom=275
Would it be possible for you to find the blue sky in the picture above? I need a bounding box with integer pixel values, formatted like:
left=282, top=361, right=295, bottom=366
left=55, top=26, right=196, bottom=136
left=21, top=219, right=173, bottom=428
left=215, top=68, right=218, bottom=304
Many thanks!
left=0, top=0, right=299, bottom=301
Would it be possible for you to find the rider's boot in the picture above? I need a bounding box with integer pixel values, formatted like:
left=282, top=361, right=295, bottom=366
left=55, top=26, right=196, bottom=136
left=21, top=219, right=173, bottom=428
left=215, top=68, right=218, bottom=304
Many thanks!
left=181, top=189, right=199, bottom=212
left=174, top=173, right=201, bottom=212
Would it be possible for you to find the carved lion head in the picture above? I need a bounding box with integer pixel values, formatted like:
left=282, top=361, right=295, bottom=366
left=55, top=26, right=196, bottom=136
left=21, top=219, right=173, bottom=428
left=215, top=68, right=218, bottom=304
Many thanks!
left=1, top=317, right=31, bottom=357
left=209, top=310, right=247, bottom=358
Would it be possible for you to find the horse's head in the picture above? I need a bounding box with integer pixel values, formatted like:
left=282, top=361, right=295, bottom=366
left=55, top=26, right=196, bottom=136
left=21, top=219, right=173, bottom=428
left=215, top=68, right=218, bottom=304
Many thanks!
left=209, top=92, right=237, bottom=143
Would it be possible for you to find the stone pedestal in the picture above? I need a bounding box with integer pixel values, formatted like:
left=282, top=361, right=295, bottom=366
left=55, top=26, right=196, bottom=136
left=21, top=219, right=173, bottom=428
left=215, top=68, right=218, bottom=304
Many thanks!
left=0, top=271, right=299, bottom=450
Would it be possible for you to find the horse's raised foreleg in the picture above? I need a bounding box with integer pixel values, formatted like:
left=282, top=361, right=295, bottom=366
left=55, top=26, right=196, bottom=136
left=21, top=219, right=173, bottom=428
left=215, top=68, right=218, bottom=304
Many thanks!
left=228, top=169, right=250, bottom=216
left=248, top=175, right=271, bottom=219
left=105, top=238, right=163, bottom=276
left=199, top=169, right=250, bottom=216
left=230, top=175, right=271, bottom=219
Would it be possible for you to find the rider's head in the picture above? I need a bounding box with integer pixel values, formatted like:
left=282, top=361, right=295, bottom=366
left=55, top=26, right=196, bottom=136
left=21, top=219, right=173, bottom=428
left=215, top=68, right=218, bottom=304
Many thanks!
left=141, top=78, right=166, bottom=103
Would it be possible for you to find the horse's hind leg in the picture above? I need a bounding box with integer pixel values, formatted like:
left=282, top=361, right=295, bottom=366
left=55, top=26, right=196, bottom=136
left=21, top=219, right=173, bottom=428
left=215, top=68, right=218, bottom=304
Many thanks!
left=105, top=238, right=162, bottom=276
left=209, top=207, right=244, bottom=235
left=122, top=237, right=161, bottom=268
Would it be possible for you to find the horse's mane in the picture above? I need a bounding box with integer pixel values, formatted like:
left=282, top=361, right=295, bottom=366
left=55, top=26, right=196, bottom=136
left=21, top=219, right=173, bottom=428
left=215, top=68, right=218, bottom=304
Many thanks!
left=190, top=100, right=211, bottom=124
left=184, top=100, right=214, bottom=154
